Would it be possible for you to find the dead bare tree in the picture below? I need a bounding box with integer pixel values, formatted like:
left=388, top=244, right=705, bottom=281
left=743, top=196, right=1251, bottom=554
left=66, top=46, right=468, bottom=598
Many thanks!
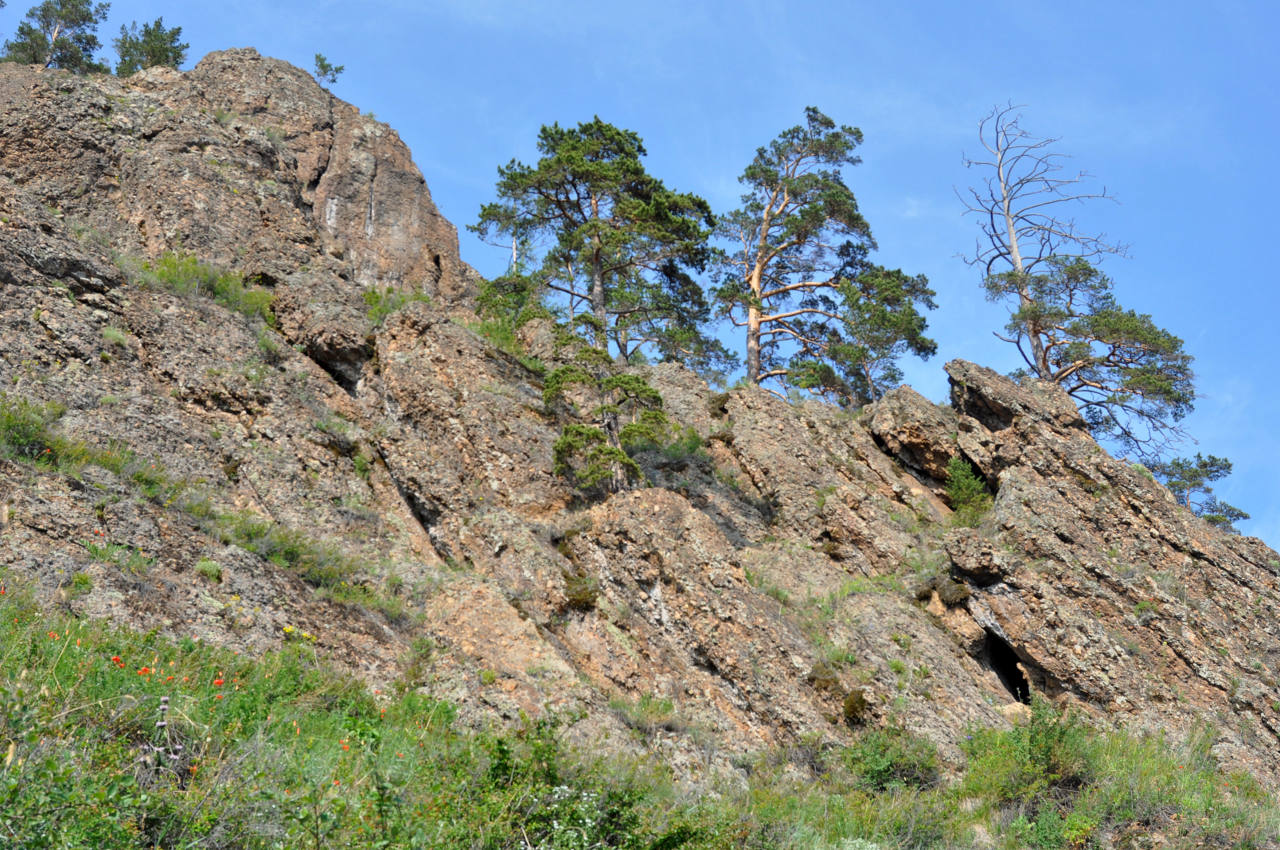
left=960, top=104, right=1126, bottom=378
left=959, top=105, right=1195, bottom=460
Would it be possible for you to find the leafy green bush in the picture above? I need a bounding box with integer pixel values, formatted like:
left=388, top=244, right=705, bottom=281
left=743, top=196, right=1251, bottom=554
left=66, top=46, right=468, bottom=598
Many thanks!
left=842, top=725, right=940, bottom=791
left=945, top=455, right=992, bottom=527
left=0, top=394, right=92, bottom=473
left=962, top=697, right=1093, bottom=805
left=0, top=393, right=63, bottom=462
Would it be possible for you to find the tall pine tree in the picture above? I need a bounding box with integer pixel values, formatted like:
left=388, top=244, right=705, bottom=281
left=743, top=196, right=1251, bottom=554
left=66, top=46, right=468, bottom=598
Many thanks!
left=472, top=118, right=731, bottom=376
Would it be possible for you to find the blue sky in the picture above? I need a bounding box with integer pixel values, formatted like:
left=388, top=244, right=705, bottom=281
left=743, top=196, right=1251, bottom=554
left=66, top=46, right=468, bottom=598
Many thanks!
left=6, top=1, right=1278, bottom=541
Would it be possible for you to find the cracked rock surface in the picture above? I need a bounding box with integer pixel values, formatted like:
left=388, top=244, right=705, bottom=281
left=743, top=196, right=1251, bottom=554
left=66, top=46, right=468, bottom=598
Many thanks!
left=3, top=52, right=1279, bottom=787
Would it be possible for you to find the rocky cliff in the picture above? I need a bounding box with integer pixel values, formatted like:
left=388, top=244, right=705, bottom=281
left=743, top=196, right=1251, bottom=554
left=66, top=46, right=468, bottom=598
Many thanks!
left=3, top=51, right=1279, bottom=789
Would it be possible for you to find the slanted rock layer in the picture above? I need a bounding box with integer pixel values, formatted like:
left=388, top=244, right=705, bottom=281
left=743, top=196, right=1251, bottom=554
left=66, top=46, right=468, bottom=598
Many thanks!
left=2, top=52, right=1278, bottom=785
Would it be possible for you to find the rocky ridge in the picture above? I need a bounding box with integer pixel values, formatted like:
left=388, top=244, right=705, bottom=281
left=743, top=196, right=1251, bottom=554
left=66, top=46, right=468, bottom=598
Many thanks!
left=2, top=51, right=1279, bottom=786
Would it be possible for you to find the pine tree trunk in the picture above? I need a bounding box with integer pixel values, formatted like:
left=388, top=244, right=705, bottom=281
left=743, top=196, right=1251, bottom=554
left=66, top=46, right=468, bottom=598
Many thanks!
left=746, top=305, right=761, bottom=384
left=589, top=195, right=607, bottom=350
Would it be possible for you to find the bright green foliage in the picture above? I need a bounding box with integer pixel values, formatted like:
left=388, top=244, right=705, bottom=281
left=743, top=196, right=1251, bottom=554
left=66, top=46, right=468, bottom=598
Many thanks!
left=961, top=698, right=1273, bottom=849
left=841, top=725, right=939, bottom=792
left=545, top=347, right=668, bottom=495
left=362, top=285, right=431, bottom=327
left=1152, top=453, right=1249, bottom=533
left=112, top=16, right=186, bottom=76
left=786, top=243, right=937, bottom=406
left=945, top=456, right=992, bottom=527
left=0, top=583, right=1275, bottom=848
left=0, top=393, right=63, bottom=462
left=715, top=107, right=932, bottom=400
left=313, top=52, right=343, bottom=85
left=2, top=0, right=109, bottom=72
left=472, top=117, right=730, bottom=375
left=0, top=393, right=95, bottom=473
left=989, top=256, right=1194, bottom=457
left=0, top=585, right=697, bottom=849
left=131, top=253, right=276, bottom=327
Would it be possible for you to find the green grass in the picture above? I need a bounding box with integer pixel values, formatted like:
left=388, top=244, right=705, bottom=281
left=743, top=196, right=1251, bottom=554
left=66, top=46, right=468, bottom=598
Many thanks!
left=0, top=582, right=700, bottom=849
left=363, top=286, right=431, bottom=328
left=83, top=539, right=154, bottom=574
left=0, top=583, right=1276, bottom=849
left=0, top=391, right=361, bottom=594
left=129, top=253, right=275, bottom=327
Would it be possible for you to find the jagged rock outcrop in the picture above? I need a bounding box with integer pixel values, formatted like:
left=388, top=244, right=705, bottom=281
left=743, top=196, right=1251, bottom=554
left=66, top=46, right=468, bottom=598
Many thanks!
left=3, top=52, right=1279, bottom=788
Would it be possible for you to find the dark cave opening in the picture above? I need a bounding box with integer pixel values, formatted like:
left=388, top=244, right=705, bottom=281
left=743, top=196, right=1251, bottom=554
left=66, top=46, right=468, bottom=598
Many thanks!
left=981, top=629, right=1030, bottom=704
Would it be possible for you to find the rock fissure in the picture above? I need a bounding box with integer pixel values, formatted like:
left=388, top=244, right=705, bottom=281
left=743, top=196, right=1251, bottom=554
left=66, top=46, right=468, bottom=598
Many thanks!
left=4, top=52, right=1280, bottom=789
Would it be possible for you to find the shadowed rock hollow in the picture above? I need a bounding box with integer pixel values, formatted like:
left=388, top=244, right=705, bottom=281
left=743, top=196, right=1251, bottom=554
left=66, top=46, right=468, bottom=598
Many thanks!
left=3, top=51, right=1279, bottom=787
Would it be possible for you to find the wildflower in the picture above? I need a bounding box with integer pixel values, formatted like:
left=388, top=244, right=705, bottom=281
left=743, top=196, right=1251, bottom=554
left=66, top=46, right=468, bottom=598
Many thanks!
left=215, top=694, right=224, bottom=700
left=213, top=678, right=224, bottom=686
left=341, top=743, right=349, bottom=751
left=111, top=655, right=122, bottom=665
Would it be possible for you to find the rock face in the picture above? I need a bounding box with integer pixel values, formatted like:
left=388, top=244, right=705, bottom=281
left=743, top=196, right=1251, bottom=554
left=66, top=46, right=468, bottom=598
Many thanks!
left=3, top=53, right=1279, bottom=787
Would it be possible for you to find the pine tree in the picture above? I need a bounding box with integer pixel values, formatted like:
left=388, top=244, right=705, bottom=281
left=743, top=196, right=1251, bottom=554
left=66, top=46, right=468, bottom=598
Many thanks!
left=961, top=105, right=1194, bottom=458
left=113, top=17, right=186, bottom=76
left=715, top=107, right=934, bottom=402
left=3, top=0, right=109, bottom=73
left=313, top=53, right=343, bottom=86
left=472, top=118, right=729, bottom=376
left=1151, top=454, right=1249, bottom=533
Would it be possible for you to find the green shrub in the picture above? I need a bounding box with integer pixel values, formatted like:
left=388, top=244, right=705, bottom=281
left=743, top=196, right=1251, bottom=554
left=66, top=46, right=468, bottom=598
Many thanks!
left=0, top=394, right=92, bottom=473
left=100, top=325, right=128, bottom=348
left=609, top=693, right=685, bottom=735
left=945, top=456, right=992, bottom=527
left=83, top=539, right=154, bottom=574
left=69, top=572, right=93, bottom=596
left=962, top=697, right=1094, bottom=805
left=135, top=253, right=275, bottom=326
left=0, top=393, right=63, bottom=462
left=363, top=286, right=431, bottom=327
left=843, top=726, right=940, bottom=791
left=194, top=558, right=222, bottom=583
left=212, top=510, right=354, bottom=588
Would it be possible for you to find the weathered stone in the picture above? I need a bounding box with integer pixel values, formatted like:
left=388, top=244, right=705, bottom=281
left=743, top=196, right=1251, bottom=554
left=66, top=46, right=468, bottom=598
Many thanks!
left=4, top=50, right=1280, bottom=791
left=866, top=385, right=958, bottom=481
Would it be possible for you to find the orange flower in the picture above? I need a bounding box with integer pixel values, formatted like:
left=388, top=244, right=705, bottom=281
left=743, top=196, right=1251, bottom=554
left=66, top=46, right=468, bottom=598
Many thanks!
left=213, top=678, right=224, bottom=686
left=214, top=694, right=224, bottom=700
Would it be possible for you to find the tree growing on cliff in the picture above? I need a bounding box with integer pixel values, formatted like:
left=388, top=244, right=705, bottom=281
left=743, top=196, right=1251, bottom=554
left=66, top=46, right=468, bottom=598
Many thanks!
left=313, top=53, right=343, bottom=85
left=2, top=0, right=109, bottom=73
left=1151, top=454, right=1249, bottom=533
left=961, top=105, right=1194, bottom=458
left=472, top=118, right=730, bottom=375
left=543, top=345, right=668, bottom=495
left=715, top=107, right=934, bottom=402
left=113, top=16, right=186, bottom=76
